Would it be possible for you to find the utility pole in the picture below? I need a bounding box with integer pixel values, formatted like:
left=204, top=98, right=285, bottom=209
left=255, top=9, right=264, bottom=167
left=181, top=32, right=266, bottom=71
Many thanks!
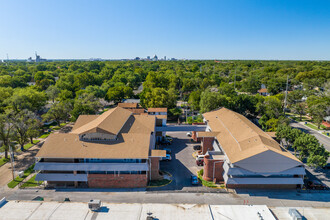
left=9, top=145, right=15, bottom=180
left=284, top=75, right=289, bottom=113
left=234, top=67, right=237, bottom=90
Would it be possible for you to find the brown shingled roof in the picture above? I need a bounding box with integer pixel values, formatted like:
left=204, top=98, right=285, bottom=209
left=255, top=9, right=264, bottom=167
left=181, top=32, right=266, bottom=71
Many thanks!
left=147, top=108, right=167, bottom=113
left=72, top=115, right=99, bottom=131
left=118, top=103, right=138, bottom=108
left=71, top=107, right=132, bottom=135
left=203, top=108, right=301, bottom=164
left=258, top=88, right=268, bottom=93
left=36, top=133, right=151, bottom=159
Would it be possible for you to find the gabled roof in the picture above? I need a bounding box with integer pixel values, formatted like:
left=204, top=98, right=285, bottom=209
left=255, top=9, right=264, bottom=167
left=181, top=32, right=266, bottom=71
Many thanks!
left=203, top=108, right=301, bottom=165
left=71, top=107, right=132, bottom=135
left=72, top=115, right=99, bottom=131
left=36, top=133, right=151, bottom=159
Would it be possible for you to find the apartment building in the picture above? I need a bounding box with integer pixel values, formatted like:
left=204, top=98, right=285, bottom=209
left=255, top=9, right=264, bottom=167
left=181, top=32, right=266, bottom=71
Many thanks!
left=34, top=107, right=165, bottom=188
left=200, top=108, right=305, bottom=189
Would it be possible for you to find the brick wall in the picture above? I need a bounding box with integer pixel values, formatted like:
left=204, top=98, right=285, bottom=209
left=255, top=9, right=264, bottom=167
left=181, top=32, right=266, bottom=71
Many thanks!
left=203, top=155, right=224, bottom=182
left=150, top=157, right=162, bottom=180
left=88, top=174, right=148, bottom=188
left=201, top=137, right=214, bottom=154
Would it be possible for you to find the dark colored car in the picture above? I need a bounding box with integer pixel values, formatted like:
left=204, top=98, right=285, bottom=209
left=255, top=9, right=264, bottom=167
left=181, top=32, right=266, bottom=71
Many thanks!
left=191, top=175, right=199, bottom=185
left=160, top=140, right=171, bottom=145
left=196, top=158, right=204, bottom=166
left=162, top=148, right=171, bottom=154
left=307, top=180, right=327, bottom=190
left=193, top=145, right=201, bottom=151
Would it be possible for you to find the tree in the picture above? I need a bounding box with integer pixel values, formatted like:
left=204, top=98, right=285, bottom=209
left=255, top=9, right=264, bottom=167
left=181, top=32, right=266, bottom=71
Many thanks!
left=188, top=91, right=201, bottom=111
left=307, top=154, right=329, bottom=169
left=11, top=110, right=36, bottom=151
left=293, top=133, right=319, bottom=160
left=140, top=87, right=177, bottom=109
left=256, top=96, right=283, bottom=118
left=46, top=85, right=60, bottom=103
left=71, top=93, right=101, bottom=121
left=309, top=103, right=327, bottom=129
left=106, top=86, right=133, bottom=103
left=27, top=118, right=42, bottom=144
left=0, top=111, right=14, bottom=158
left=43, top=101, right=73, bottom=127
left=292, top=102, right=306, bottom=121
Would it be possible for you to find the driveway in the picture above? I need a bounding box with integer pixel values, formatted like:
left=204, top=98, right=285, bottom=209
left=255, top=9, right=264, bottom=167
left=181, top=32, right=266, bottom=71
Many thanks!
left=151, top=132, right=223, bottom=193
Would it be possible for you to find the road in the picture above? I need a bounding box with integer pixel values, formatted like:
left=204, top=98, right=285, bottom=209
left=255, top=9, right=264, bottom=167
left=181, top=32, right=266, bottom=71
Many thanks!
left=1, top=188, right=330, bottom=208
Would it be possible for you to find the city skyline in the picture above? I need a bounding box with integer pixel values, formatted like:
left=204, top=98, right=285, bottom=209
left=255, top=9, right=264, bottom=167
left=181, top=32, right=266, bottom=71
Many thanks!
left=1, top=0, right=330, bottom=60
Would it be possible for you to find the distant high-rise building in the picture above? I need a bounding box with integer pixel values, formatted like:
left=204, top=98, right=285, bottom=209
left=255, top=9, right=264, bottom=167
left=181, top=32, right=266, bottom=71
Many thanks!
left=147, top=56, right=150, bottom=60
left=152, top=55, right=158, bottom=61
left=164, top=56, right=166, bottom=61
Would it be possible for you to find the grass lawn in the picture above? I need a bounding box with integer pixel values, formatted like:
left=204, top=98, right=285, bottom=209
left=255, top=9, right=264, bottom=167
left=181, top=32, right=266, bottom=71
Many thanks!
left=39, top=132, right=51, bottom=139
left=23, top=140, right=40, bottom=151
left=20, top=174, right=43, bottom=188
left=7, top=164, right=35, bottom=188
left=0, top=157, right=10, bottom=167
left=197, top=169, right=221, bottom=188
left=305, top=123, right=322, bottom=131
left=148, top=179, right=171, bottom=187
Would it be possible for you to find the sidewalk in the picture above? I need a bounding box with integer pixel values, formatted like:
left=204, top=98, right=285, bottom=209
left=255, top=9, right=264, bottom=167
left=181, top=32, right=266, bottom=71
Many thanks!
left=0, top=141, right=43, bottom=188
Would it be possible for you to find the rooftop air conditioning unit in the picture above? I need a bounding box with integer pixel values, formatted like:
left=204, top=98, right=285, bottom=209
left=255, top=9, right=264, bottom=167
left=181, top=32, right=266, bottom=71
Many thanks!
left=288, top=208, right=302, bottom=220
left=88, top=199, right=101, bottom=211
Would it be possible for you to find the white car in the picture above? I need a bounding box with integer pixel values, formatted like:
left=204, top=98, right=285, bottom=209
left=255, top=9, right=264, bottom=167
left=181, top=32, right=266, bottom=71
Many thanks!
left=186, top=132, right=192, bottom=137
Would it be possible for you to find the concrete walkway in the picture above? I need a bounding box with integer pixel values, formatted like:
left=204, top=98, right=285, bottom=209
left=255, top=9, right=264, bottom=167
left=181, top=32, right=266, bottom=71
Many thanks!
left=0, top=142, right=43, bottom=188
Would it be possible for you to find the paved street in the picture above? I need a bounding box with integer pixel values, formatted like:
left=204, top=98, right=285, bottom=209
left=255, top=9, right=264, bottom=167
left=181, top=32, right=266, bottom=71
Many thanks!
left=1, top=188, right=330, bottom=208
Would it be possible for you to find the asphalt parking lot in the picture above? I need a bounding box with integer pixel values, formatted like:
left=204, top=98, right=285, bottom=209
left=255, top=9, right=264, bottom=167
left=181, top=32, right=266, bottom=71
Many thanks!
left=155, top=132, right=204, bottom=191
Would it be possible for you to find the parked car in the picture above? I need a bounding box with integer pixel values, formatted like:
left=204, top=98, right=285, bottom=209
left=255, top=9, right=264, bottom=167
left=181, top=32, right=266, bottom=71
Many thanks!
left=307, top=180, right=327, bottom=190
left=165, top=137, right=173, bottom=142
left=193, top=145, right=201, bottom=151
left=186, top=132, right=192, bottom=137
left=160, top=139, right=171, bottom=145
left=196, top=159, right=204, bottom=166
left=162, top=148, right=172, bottom=154
left=196, top=155, right=205, bottom=160
left=191, top=175, right=199, bottom=185
left=162, top=154, right=172, bottom=161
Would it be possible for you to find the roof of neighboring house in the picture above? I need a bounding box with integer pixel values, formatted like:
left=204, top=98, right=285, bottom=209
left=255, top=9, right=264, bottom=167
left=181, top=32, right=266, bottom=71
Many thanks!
left=203, top=108, right=301, bottom=164
left=147, top=108, right=167, bottom=113
left=258, top=88, right=268, bottom=93
left=36, top=133, right=151, bottom=159
left=37, top=107, right=156, bottom=159
left=197, top=132, right=220, bottom=137
left=118, top=103, right=138, bottom=108
left=150, top=150, right=166, bottom=157
left=322, top=121, right=330, bottom=128
left=155, top=115, right=168, bottom=120
left=71, top=107, right=132, bottom=135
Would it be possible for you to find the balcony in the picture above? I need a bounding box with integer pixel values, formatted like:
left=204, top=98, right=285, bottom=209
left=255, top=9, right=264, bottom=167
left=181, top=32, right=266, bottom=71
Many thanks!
left=34, top=162, right=149, bottom=172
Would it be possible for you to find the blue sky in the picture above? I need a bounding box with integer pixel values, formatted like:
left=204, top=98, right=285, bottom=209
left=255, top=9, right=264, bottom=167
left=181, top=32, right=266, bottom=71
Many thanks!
left=1, top=0, right=330, bottom=60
